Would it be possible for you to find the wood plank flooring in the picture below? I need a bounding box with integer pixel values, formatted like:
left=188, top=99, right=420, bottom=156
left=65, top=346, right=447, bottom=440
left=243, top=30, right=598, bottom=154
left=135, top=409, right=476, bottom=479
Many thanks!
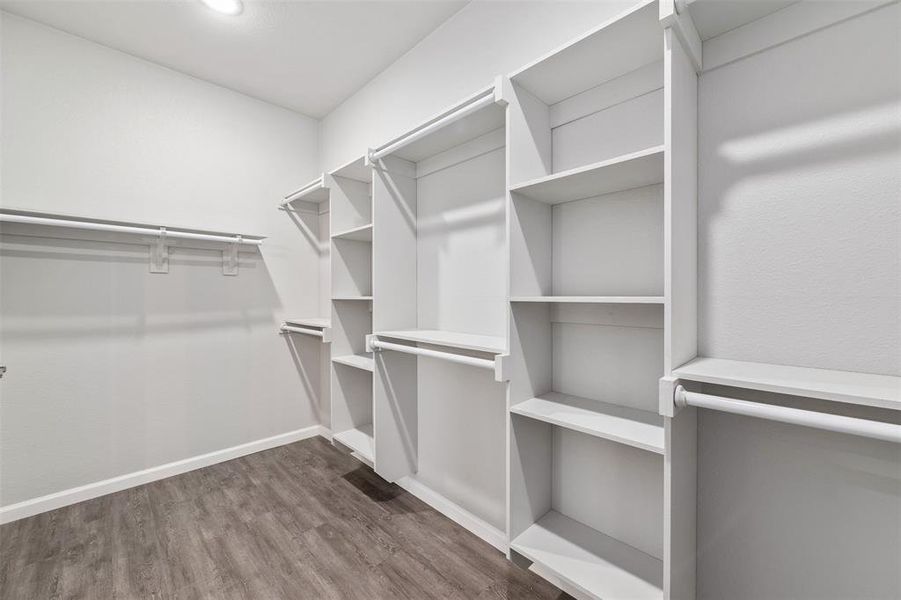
left=0, top=437, right=570, bottom=599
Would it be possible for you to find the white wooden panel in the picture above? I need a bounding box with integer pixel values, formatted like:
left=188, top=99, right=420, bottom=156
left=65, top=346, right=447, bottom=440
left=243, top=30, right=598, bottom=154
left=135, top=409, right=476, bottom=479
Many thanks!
left=664, top=408, right=697, bottom=600
left=553, top=322, right=663, bottom=413
left=552, top=89, right=664, bottom=173
left=553, top=428, right=664, bottom=560
left=551, top=302, right=664, bottom=330
left=376, top=329, right=504, bottom=354
left=664, top=27, right=699, bottom=375
left=417, top=357, right=507, bottom=530
left=417, top=146, right=506, bottom=337
left=328, top=174, right=371, bottom=234
left=331, top=362, right=373, bottom=434
left=371, top=156, right=417, bottom=332
left=507, top=80, right=552, bottom=185
left=553, top=184, right=664, bottom=297
left=373, top=349, right=417, bottom=482
left=510, top=0, right=661, bottom=105
left=509, top=195, right=552, bottom=297
left=331, top=238, right=371, bottom=298
left=509, top=414, right=553, bottom=541
left=549, top=60, right=663, bottom=129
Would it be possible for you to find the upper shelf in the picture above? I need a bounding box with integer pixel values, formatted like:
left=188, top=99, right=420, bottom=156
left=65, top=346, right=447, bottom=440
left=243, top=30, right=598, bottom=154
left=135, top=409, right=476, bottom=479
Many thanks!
left=684, top=0, right=800, bottom=41
left=368, top=85, right=506, bottom=164
left=509, top=0, right=661, bottom=105
left=329, top=155, right=372, bottom=183
left=510, top=146, right=664, bottom=204
left=375, top=329, right=505, bottom=354
left=510, top=296, right=664, bottom=304
left=284, top=317, right=330, bottom=329
left=674, top=357, right=901, bottom=412
left=282, top=175, right=328, bottom=207
left=332, top=223, right=373, bottom=242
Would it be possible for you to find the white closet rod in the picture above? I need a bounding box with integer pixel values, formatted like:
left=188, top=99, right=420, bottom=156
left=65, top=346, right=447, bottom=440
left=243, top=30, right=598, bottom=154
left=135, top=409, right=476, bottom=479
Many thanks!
left=282, top=176, right=325, bottom=206
left=371, top=339, right=495, bottom=370
left=0, top=213, right=262, bottom=246
left=674, top=385, right=901, bottom=444
left=368, top=89, right=496, bottom=161
left=280, top=325, right=325, bottom=338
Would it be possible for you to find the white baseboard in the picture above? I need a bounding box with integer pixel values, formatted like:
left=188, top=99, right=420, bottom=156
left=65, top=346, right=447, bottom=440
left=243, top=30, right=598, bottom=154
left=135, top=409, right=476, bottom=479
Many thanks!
left=0, top=425, right=328, bottom=525
left=395, top=475, right=507, bottom=553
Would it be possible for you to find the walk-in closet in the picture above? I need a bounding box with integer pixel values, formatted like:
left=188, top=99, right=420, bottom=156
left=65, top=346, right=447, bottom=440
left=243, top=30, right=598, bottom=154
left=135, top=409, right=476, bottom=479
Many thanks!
left=1, top=1, right=899, bottom=598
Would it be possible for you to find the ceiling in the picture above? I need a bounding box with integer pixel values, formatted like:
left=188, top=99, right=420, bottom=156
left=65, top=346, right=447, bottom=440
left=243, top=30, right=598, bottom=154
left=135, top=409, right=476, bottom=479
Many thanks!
left=0, top=0, right=468, bottom=118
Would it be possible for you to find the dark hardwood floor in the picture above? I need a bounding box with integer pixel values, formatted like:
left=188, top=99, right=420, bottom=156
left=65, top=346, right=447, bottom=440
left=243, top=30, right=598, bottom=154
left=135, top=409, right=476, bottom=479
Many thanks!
left=0, top=437, right=569, bottom=599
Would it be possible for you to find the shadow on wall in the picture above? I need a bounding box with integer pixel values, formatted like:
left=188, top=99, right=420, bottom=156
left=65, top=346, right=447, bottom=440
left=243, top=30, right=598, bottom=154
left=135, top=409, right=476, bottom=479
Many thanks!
left=0, top=232, right=284, bottom=339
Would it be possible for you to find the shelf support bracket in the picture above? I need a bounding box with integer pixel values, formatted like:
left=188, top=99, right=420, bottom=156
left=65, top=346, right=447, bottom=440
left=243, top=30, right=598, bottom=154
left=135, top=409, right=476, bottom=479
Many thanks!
left=223, top=236, right=240, bottom=276
left=150, top=227, right=169, bottom=274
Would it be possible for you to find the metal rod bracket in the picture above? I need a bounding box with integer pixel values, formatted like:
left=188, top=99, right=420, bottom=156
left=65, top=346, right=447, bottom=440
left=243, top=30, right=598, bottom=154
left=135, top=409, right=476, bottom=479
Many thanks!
left=150, top=228, right=169, bottom=274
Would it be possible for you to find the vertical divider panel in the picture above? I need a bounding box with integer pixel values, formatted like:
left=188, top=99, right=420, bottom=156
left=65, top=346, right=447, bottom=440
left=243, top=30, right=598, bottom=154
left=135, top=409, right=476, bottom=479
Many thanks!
left=663, top=23, right=699, bottom=600
left=372, top=155, right=419, bottom=481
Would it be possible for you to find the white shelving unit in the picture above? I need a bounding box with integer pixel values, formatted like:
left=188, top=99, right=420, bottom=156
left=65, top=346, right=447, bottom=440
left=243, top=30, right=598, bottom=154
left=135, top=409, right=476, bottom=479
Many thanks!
left=505, top=2, right=698, bottom=598
left=368, top=81, right=510, bottom=544
left=326, top=156, right=376, bottom=464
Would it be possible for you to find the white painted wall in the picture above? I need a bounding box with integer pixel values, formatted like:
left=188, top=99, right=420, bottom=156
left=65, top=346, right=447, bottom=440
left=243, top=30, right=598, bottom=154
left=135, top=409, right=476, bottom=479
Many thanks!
left=696, top=5, right=901, bottom=598
left=0, top=13, right=324, bottom=508
left=319, top=0, right=635, bottom=171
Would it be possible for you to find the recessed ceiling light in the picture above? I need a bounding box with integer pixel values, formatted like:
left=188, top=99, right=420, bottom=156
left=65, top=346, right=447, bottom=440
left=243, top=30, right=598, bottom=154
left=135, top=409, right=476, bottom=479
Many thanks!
left=200, top=0, right=243, bottom=16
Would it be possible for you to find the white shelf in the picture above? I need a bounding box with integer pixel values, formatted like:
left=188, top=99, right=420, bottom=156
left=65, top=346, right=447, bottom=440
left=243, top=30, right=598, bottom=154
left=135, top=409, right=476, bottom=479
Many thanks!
left=332, top=354, right=374, bottom=372
left=510, top=146, right=664, bottom=204
left=371, top=86, right=506, bottom=164
left=332, top=296, right=372, bottom=301
left=674, top=357, right=901, bottom=412
left=509, top=0, right=661, bottom=105
left=283, top=176, right=328, bottom=205
left=512, top=510, right=663, bottom=600
left=329, top=155, right=372, bottom=183
left=375, top=329, right=505, bottom=354
left=333, top=424, right=374, bottom=462
left=684, top=0, right=799, bottom=41
left=332, top=223, right=373, bottom=242
left=511, top=392, right=664, bottom=454
left=510, top=296, right=664, bottom=305
left=284, top=317, right=330, bottom=329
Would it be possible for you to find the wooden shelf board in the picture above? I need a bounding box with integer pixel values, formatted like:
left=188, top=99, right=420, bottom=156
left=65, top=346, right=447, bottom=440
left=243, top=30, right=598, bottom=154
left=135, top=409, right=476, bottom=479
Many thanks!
left=510, top=296, right=664, bottom=305
left=510, top=146, right=664, bottom=204
left=332, top=223, right=373, bottom=242
left=382, top=89, right=506, bottom=164
left=375, top=329, right=505, bottom=354
left=332, top=354, right=374, bottom=372
left=329, top=156, right=372, bottom=183
left=333, top=424, right=374, bottom=462
left=283, top=317, right=330, bottom=329
left=510, top=0, right=661, bottom=105
left=511, top=392, right=664, bottom=454
left=685, top=0, right=800, bottom=41
left=332, top=296, right=373, bottom=301
left=674, top=357, right=901, bottom=411
left=284, top=176, right=328, bottom=204
left=511, top=510, right=663, bottom=600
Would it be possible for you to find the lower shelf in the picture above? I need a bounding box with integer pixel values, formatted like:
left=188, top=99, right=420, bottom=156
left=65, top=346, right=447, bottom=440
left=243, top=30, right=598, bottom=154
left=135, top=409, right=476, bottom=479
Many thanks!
left=511, top=511, right=663, bottom=600
left=332, top=353, right=374, bottom=372
left=332, top=424, right=374, bottom=463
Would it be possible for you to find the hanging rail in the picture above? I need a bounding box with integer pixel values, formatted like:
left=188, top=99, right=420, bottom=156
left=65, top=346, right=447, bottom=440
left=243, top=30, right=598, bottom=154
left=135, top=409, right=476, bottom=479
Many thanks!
left=280, top=324, right=325, bottom=338
left=368, top=87, right=499, bottom=162
left=674, top=385, right=901, bottom=444
left=0, top=213, right=263, bottom=246
left=370, top=339, right=495, bottom=370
